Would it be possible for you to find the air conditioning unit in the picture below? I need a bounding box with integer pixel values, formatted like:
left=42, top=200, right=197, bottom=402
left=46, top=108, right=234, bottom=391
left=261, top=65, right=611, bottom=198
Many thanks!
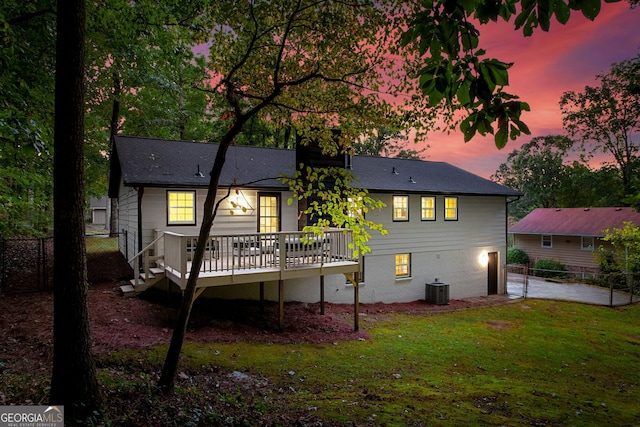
left=426, top=280, right=449, bottom=305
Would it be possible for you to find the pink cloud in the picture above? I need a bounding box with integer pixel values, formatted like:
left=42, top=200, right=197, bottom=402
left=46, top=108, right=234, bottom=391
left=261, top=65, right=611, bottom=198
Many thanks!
left=420, top=2, right=640, bottom=179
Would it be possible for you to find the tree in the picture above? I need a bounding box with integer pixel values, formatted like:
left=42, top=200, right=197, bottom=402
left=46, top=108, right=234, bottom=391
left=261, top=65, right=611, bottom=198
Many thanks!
left=353, top=127, right=427, bottom=159
left=557, top=162, right=625, bottom=208
left=560, top=54, right=640, bottom=197
left=492, top=135, right=629, bottom=219
left=0, top=1, right=56, bottom=236
left=599, top=221, right=640, bottom=275
left=492, top=136, right=570, bottom=219
left=157, top=0, right=416, bottom=391
left=85, top=0, right=217, bottom=235
left=399, top=0, right=622, bottom=148
left=49, top=0, right=101, bottom=420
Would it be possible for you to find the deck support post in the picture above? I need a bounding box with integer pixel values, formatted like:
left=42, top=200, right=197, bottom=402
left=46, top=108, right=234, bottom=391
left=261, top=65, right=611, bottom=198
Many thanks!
left=344, top=273, right=359, bottom=332
left=320, top=276, right=325, bottom=315
left=354, top=281, right=359, bottom=332
left=259, top=281, right=265, bottom=312
left=278, top=280, right=284, bottom=330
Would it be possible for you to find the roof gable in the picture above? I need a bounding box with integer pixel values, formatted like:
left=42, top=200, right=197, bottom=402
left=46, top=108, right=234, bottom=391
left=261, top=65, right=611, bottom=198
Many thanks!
left=509, top=207, right=640, bottom=237
left=110, top=135, right=521, bottom=197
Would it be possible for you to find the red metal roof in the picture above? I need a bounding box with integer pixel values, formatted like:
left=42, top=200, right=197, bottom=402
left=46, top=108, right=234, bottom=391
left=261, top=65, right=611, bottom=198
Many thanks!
left=509, top=207, right=640, bottom=237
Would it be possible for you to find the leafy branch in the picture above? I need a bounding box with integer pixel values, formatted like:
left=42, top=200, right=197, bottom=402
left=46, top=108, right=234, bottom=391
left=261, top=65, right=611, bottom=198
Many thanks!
left=280, top=165, right=388, bottom=257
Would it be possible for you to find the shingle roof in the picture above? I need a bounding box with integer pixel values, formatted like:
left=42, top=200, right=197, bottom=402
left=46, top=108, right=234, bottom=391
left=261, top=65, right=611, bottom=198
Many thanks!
left=110, top=135, right=521, bottom=197
left=509, top=207, right=640, bottom=237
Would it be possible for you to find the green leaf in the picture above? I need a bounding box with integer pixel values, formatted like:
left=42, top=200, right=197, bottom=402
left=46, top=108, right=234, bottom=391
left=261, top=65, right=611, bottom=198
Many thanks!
left=456, top=80, right=472, bottom=105
left=537, top=0, right=553, bottom=31
left=554, top=0, right=571, bottom=24
left=495, top=121, right=508, bottom=149
left=580, top=0, right=601, bottom=20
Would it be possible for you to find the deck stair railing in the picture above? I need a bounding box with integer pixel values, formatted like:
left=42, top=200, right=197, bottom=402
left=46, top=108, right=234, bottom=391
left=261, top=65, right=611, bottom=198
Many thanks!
left=122, top=234, right=164, bottom=294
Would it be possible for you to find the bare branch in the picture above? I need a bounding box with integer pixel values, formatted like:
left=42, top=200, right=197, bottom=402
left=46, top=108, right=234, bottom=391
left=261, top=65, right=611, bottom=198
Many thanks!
left=7, top=8, right=56, bottom=25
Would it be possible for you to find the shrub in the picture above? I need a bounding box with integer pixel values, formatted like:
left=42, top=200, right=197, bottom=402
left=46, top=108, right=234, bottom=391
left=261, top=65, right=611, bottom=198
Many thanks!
left=532, top=259, right=566, bottom=279
left=507, top=247, right=530, bottom=265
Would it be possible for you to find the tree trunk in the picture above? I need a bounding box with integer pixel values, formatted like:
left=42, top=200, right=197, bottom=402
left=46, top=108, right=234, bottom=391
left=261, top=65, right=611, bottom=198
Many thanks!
left=158, top=120, right=245, bottom=392
left=108, top=71, right=121, bottom=237
left=49, top=0, right=101, bottom=420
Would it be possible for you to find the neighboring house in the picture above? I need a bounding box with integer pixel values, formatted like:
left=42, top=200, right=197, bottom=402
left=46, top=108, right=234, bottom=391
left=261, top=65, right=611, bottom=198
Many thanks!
left=509, top=207, right=640, bottom=272
left=88, top=196, right=109, bottom=226
left=109, top=135, right=521, bottom=305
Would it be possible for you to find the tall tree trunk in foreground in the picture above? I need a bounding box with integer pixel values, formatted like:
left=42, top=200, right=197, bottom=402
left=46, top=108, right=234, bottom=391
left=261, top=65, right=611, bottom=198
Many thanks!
left=158, top=119, right=245, bottom=392
left=108, top=71, right=121, bottom=237
left=50, top=0, right=101, bottom=419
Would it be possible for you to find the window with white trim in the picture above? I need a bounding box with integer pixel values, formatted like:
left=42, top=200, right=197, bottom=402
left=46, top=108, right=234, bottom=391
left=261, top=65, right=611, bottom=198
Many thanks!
left=167, top=191, right=196, bottom=225
left=393, top=195, right=409, bottom=221
left=444, top=197, right=458, bottom=220
left=541, top=235, right=552, bottom=248
left=258, top=193, right=280, bottom=233
left=421, top=196, right=435, bottom=221
left=581, top=236, right=594, bottom=251
left=395, top=253, right=411, bottom=278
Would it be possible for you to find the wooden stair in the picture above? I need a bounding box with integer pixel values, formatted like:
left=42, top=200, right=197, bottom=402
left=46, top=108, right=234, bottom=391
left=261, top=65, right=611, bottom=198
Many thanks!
left=120, top=267, right=165, bottom=297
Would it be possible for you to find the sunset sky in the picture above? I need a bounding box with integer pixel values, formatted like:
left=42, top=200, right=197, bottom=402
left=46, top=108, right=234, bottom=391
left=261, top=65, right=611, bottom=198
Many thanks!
left=418, top=2, right=640, bottom=179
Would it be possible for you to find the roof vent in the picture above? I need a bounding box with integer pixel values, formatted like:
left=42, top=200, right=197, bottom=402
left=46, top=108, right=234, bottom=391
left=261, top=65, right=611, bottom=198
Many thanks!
left=392, top=167, right=399, bottom=175
left=584, top=208, right=590, bottom=211
left=195, top=164, right=205, bottom=178
left=409, top=176, right=416, bottom=183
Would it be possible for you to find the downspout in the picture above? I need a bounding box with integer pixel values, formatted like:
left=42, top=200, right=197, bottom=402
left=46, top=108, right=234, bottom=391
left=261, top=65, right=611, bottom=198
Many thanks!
left=505, top=195, right=522, bottom=292
left=505, top=195, right=521, bottom=248
left=137, top=186, right=144, bottom=257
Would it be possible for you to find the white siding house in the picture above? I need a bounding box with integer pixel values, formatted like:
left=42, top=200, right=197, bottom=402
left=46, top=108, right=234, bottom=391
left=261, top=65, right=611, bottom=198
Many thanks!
left=109, top=135, right=520, bottom=304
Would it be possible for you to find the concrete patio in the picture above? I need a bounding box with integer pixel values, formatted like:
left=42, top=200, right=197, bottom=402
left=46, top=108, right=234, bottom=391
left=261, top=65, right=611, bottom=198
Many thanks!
left=506, top=273, right=637, bottom=306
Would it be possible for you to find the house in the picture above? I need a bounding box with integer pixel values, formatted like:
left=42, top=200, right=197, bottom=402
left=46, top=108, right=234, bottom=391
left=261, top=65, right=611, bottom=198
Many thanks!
left=108, top=135, right=521, bottom=308
left=509, top=207, right=640, bottom=272
left=88, top=196, right=109, bottom=227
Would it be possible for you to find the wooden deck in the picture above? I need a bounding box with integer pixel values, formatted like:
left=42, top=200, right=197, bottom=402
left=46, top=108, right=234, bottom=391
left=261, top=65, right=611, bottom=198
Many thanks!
left=127, top=229, right=362, bottom=330
left=135, top=229, right=360, bottom=290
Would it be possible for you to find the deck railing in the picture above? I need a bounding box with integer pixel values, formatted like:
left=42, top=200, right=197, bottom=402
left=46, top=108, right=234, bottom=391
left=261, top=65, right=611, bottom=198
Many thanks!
left=161, top=229, right=357, bottom=279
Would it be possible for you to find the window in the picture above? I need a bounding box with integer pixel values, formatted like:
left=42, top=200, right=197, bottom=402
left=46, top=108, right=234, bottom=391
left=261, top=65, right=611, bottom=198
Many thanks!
left=258, top=193, right=280, bottom=232
left=167, top=191, right=196, bottom=225
left=581, top=236, right=594, bottom=251
left=541, top=235, right=552, bottom=248
left=393, top=195, right=409, bottom=221
left=395, top=253, right=411, bottom=278
left=421, top=196, right=435, bottom=221
left=444, top=197, right=458, bottom=220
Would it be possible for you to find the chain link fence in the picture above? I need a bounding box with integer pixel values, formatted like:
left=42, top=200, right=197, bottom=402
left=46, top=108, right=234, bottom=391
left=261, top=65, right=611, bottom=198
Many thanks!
left=507, top=264, right=639, bottom=307
left=1, top=232, right=122, bottom=295
left=0, top=236, right=54, bottom=294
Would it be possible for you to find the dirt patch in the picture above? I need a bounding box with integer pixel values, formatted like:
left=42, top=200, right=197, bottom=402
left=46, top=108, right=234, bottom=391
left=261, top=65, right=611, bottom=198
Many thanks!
left=2, top=250, right=515, bottom=355
left=485, top=319, right=514, bottom=330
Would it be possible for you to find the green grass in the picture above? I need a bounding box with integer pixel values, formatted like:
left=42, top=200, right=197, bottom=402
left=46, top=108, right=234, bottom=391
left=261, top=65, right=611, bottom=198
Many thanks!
left=85, top=235, right=118, bottom=253
left=111, top=301, right=640, bottom=426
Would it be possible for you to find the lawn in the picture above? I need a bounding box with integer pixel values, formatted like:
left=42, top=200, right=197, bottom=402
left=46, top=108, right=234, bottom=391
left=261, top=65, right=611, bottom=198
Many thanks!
left=85, top=234, right=118, bottom=254
left=98, top=300, right=640, bottom=426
